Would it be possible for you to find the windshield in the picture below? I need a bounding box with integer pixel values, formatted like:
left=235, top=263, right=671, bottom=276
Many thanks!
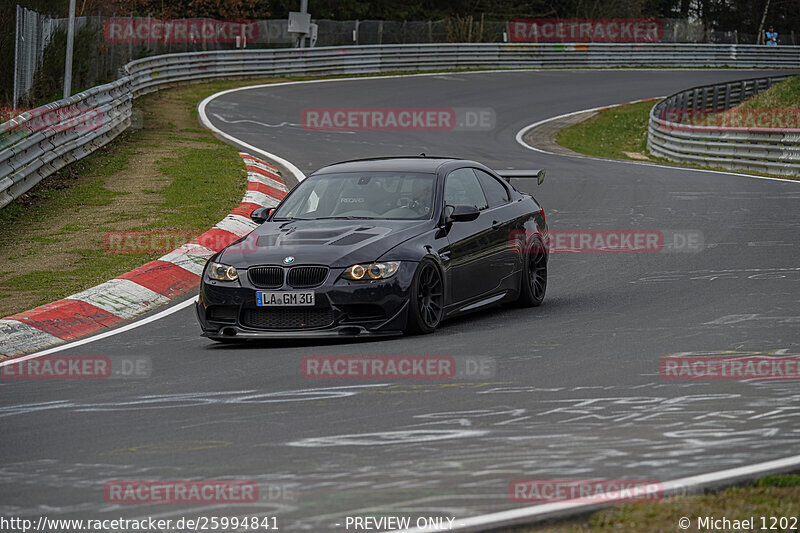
left=273, top=172, right=436, bottom=220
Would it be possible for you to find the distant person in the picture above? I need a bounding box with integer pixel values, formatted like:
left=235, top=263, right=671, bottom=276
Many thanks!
left=765, top=26, right=778, bottom=46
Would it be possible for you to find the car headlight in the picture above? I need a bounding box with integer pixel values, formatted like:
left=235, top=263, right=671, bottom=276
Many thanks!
left=342, top=261, right=401, bottom=280
left=207, top=261, right=239, bottom=281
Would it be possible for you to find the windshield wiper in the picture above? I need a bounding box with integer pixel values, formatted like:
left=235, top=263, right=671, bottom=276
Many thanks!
left=315, top=216, right=375, bottom=220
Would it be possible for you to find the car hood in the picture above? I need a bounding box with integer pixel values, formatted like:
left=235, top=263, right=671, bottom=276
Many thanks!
left=218, top=219, right=431, bottom=268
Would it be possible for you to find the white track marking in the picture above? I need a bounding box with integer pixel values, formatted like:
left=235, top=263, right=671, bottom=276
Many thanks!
left=198, top=69, right=771, bottom=186
left=195, top=73, right=800, bottom=532
left=198, top=98, right=306, bottom=184
left=393, top=453, right=800, bottom=532
left=240, top=156, right=286, bottom=180
left=515, top=100, right=800, bottom=184
left=245, top=172, right=289, bottom=192
left=210, top=113, right=298, bottom=128
left=215, top=213, right=259, bottom=236
left=65, top=279, right=171, bottom=319
left=8, top=72, right=791, bottom=360
left=2, top=70, right=798, bottom=532
left=242, top=189, right=281, bottom=207
left=0, top=298, right=197, bottom=366
left=288, top=429, right=489, bottom=447
left=7, top=72, right=793, bottom=362
left=0, top=320, right=63, bottom=357
left=159, top=243, right=216, bottom=276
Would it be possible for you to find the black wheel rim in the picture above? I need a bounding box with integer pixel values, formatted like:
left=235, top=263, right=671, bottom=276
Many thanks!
left=528, top=238, right=548, bottom=301
left=417, top=263, right=443, bottom=328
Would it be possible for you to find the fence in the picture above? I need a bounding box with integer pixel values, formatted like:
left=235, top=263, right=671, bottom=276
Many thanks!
left=123, top=43, right=800, bottom=97
left=648, top=75, right=800, bottom=176
left=2, top=43, right=800, bottom=207
left=12, top=6, right=63, bottom=109
left=11, top=11, right=800, bottom=110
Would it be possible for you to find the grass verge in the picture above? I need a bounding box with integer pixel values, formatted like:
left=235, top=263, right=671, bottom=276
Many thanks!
left=555, top=100, right=654, bottom=160
left=0, top=69, right=499, bottom=317
left=555, top=75, right=800, bottom=180
left=503, top=474, right=800, bottom=533
left=0, top=77, right=303, bottom=318
left=737, top=75, right=800, bottom=110
left=0, top=70, right=491, bottom=317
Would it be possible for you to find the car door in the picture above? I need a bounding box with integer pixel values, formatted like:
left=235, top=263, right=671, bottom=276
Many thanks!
left=441, top=167, right=493, bottom=304
left=473, top=168, right=519, bottom=291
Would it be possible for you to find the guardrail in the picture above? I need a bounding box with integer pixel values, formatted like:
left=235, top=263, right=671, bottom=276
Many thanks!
left=648, top=75, right=800, bottom=176
left=3, top=43, right=800, bottom=206
left=0, top=78, right=132, bottom=207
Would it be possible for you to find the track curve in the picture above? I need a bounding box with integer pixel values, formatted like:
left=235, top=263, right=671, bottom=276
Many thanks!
left=2, top=69, right=799, bottom=531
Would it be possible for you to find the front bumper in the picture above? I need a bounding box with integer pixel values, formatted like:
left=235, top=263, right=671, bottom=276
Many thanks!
left=196, top=262, right=416, bottom=339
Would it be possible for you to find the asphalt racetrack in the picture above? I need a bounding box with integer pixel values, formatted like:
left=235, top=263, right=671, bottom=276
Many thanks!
left=2, top=69, right=799, bottom=531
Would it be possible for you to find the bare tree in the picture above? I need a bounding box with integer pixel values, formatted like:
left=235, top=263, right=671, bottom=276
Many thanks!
left=756, top=0, right=770, bottom=44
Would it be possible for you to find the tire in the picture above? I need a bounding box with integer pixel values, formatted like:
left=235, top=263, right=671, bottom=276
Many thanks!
left=406, top=259, right=445, bottom=334
left=517, top=233, right=547, bottom=307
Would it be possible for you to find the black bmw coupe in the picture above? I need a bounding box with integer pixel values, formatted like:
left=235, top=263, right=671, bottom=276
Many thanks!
left=196, top=156, right=548, bottom=341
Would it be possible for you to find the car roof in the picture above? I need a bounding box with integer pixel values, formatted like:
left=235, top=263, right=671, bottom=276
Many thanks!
left=312, top=156, right=465, bottom=175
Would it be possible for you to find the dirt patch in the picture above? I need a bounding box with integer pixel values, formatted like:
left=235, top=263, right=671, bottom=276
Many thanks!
left=522, top=111, right=597, bottom=156
left=0, top=85, right=240, bottom=317
left=622, top=151, right=651, bottom=160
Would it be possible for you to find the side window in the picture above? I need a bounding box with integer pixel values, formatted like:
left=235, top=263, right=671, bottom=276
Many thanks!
left=444, top=168, right=488, bottom=210
left=474, top=169, right=510, bottom=207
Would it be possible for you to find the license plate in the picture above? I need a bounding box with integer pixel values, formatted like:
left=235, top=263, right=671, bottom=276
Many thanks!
left=256, top=291, right=315, bottom=307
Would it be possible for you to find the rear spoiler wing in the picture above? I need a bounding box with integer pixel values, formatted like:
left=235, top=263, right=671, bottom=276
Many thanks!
left=495, top=169, right=546, bottom=186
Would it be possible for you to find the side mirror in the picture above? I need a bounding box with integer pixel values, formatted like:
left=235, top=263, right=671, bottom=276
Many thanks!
left=448, top=204, right=480, bottom=222
left=250, top=207, right=274, bottom=224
